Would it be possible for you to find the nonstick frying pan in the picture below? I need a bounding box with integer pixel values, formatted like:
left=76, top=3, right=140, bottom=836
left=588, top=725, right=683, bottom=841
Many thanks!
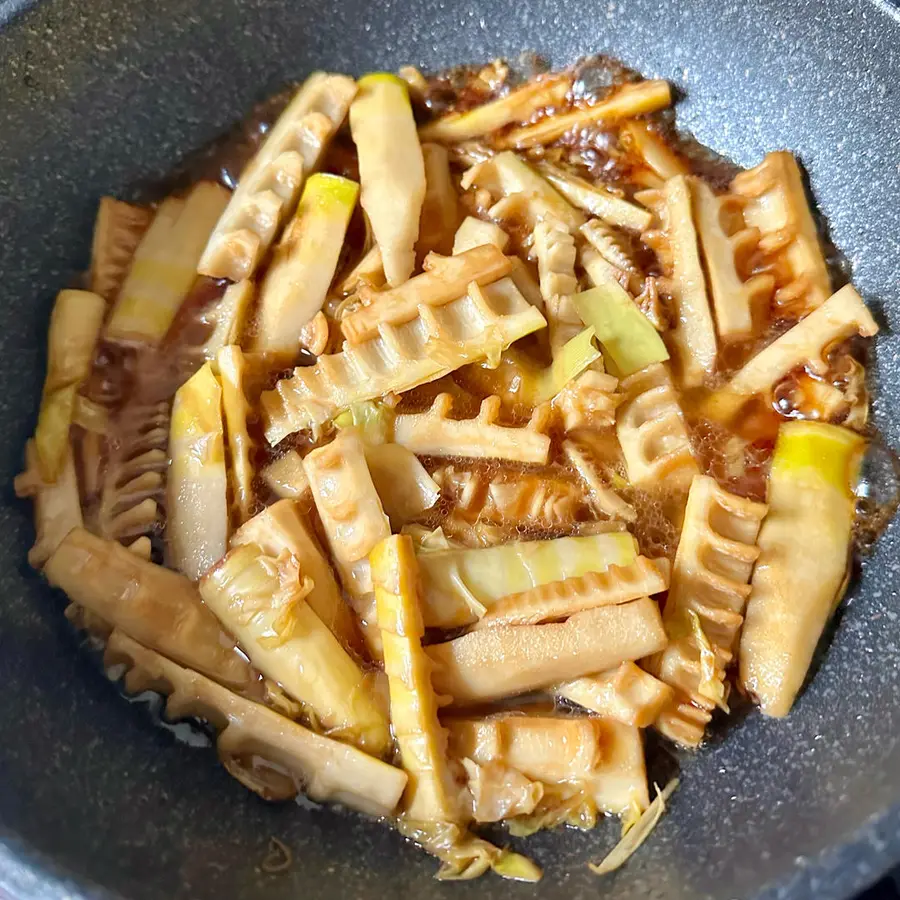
left=1, top=0, right=899, bottom=897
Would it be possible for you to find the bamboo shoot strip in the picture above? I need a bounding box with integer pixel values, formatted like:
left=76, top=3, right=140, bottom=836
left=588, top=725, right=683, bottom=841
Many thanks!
left=452, top=217, right=510, bottom=255
left=371, top=535, right=461, bottom=822
left=417, top=531, right=639, bottom=629
left=499, top=80, right=672, bottom=149
left=105, top=630, right=406, bottom=817
left=446, top=713, right=649, bottom=814
left=166, top=363, right=228, bottom=580
left=460, top=151, right=584, bottom=231
left=303, top=428, right=390, bottom=596
left=690, top=178, right=774, bottom=342
left=350, top=73, right=426, bottom=286
left=44, top=528, right=253, bottom=690
left=341, top=244, right=512, bottom=344
left=416, top=143, right=460, bottom=258
left=731, top=151, right=832, bottom=314
left=232, top=499, right=360, bottom=652
left=364, top=443, right=440, bottom=527
left=476, top=556, right=668, bottom=628
left=739, top=422, right=863, bottom=717
left=200, top=543, right=391, bottom=756
left=536, top=161, right=652, bottom=232
left=572, top=284, right=669, bottom=377
left=261, top=277, right=546, bottom=443
left=557, top=663, right=674, bottom=728
left=15, top=439, right=83, bottom=568
left=427, top=598, right=667, bottom=705
left=34, top=289, right=106, bottom=481
left=106, top=183, right=229, bottom=345
left=638, top=176, right=717, bottom=387
left=217, top=346, right=255, bottom=523
left=616, top=363, right=699, bottom=489
left=89, top=197, right=152, bottom=301
left=253, top=174, right=358, bottom=352
left=704, top=284, right=878, bottom=422
left=648, top=475, right=767, bottom=747
left=419, top=74, right=570, bottom=142
left=393, top=393, right=551, bottom=464
left=198, top=73, right=357, bottom=282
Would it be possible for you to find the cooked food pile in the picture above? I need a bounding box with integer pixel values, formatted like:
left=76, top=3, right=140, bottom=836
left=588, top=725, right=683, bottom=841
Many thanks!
left=15, top=56, right=881, bottom=881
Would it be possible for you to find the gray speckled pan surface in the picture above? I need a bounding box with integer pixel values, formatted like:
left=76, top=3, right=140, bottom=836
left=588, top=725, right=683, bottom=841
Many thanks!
left=0, top=0, right=899, bottom=898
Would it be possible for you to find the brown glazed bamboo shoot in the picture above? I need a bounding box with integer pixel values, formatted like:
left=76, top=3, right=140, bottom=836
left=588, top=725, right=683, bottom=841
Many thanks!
left=427, top=598, right=667, bottom=705
left=417, top=531, right=639, bottom=629
left=446, top=713, right=648, bottom=814
left=34, top=289, right=106, bottom=481
left=200, top=542, right=390, bottom=755
left=558, top=663, right=674, bottom=728
left=371, top=534, right=461, bottom=822
left=350, top=73, right=426, bottom=286
left=166, top=362, right=228, bottom=580
left=106, top=184, right=228, bottom=344
left=739, top=422, right=864, bottom=717
left=232, top=499, right=359, bottom=651
left=105, top=630, right=406, bottom=817
left=253, top=174, right=358, bottom=352
left=44, top=528, right=252, bottom=690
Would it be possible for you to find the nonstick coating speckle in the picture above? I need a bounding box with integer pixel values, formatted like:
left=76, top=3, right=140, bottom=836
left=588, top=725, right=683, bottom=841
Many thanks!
left=0, top=1, right=899, bottom=899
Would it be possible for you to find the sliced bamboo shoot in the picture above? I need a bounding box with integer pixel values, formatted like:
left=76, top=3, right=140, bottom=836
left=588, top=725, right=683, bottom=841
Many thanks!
left=740, top=422, right=864, bottom=717
left=232, top=499, right=359, bottom=652
left=341, top=244, right=512, bottom=344
left=477, top=556, right=668, bottom=628
left=364, top=443, right=440, bottom=527
left=452, top=217, right=510, bottom=255
left=533, top=218, right=582, bottom=353
left=45, top=528, right=252, bottom=690
left=393, top=393, right=551, bottom=464
left=616, top=363, right=699, bottom=489
left=105, top=630, right=405, bottom=816
left=303, top=428, right=390, bottom=596
left=417, top=531, right=639, bottom=628
left=416, top=143, right=460, bottom=258
left=499, top=80, right=672, bottom=149
left=217, top=346, right=254, bottom=523
left=638, top=176, right=717, bottom=386
left=731, top=151, right=832, bottom=314
left=253, top=174, right=358, bottom=352
left=705, top=284, right=878, bottom=421
left=34, top=289, right=106, bottom=481
left=558, top=662, right=674, bottom=728
left=572, top=284, right=669, bottom=377
left=106, top=184, right=229, bottom=344
left=350, top=73, right=426, bottom=286
left=200, top=542, right=390, bottom=755
left=89, top=197, right=152, bottom=301
left=460, top=151, right=583, bottom=231
left=198, top=73, right=357, bottom=281
left=371, top=535, right=462, bottom=822
left=260, top=450, right=310, bottom=500
left=15, top=439, right=83, bottom=568
left=420, top=74, right=570, bottom=142
left=446, top=713, right=648, bottom=813
left=619, top=121, right=689, bottom=182
left=691, top=178, right=774, bottom=342
left=261, top=278, right=546, bottom=442
left=201, top=280, right=256, bottom=359
left=536, top=161, right=652, bottom=231
left=166, top=362, right=228, bottom=580
left=553, top=369, right=621, bottom=432
left=427, top=598, right=667, bottom=704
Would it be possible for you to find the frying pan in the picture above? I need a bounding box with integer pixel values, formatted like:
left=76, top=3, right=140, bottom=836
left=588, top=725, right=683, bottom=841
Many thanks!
left=1, top=0, right=899, bottom=897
